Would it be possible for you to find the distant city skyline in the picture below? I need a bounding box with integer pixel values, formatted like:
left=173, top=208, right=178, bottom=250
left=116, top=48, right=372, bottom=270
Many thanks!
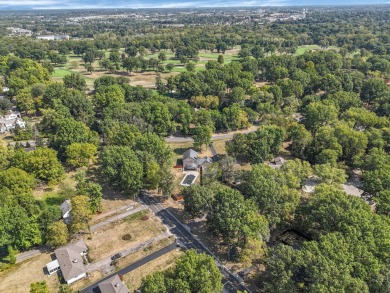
left=0, top=0, right=389, bottom=10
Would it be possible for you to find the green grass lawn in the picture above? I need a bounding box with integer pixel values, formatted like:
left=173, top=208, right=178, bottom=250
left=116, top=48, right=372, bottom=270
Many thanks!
left=52, top=67, right=73, bottom=78
left=295, top=45, right=320, bottom=55
left=295, top=44, right=341, bottom=56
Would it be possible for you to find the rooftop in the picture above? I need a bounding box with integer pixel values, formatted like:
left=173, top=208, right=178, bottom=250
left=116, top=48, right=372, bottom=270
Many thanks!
left=98, top=274, right=129, bottom=293
left=183, top=149, right=198, bottom=160
left=54, top=240, right=87, bottom=282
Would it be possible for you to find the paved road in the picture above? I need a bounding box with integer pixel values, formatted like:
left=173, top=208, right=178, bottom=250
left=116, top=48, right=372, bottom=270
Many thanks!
left=139, top=194, right=250, bottom=293
left=165, top=126, right=259, bottom=143
left=80, top=243, right=178, bottom=293
left=86, top=231, right=171, bottom=273
left=90, top=205, right=148, bottom=232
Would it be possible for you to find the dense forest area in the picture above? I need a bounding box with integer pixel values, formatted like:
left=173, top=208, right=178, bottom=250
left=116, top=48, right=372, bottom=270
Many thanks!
left=0, top=5, right=390, bottom=293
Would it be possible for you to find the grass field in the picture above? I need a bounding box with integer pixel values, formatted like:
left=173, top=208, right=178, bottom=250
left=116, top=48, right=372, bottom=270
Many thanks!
left=295, top=44, right=340, bottom=55
left=50, top=47, right=241, bottom=88
left=0, top=253, right=61, bottom=293
left=85, top=210, right=165, bottom=262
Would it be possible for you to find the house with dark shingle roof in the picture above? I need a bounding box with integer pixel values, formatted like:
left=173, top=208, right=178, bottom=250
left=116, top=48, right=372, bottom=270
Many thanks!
left=46, top=240, right=88, bottom=284
left=183, top=149, right=199, bottom=170
left=98, top=274, right=130, bottom=293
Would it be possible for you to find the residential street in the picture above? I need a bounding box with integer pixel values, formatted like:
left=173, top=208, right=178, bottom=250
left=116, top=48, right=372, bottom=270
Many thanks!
left=139, top=193, right=251, bottom=293
left=165, top=126, right=259, bottom=143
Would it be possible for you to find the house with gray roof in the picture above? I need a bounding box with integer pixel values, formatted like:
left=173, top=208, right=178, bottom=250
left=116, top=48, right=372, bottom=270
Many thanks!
left=182, top=149, right=213, bottom=171
left=183, top=149, right=199, bottom=170
left=46, top=240, right=88, bottom=284
left=98, top=274, right=129, bottom=293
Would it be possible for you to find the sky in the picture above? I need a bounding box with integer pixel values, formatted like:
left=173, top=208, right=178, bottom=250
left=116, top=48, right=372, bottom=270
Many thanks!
left=0, top=0, right=389, bottom=10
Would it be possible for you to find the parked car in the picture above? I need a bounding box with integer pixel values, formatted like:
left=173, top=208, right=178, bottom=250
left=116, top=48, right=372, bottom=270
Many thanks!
left=111, top=253, right=122, bottom=260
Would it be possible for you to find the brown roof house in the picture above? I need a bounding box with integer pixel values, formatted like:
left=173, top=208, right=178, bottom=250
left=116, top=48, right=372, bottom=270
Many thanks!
left=98, top=274, right=130, bottom=293
left=46, top=240, right=88, bottom=284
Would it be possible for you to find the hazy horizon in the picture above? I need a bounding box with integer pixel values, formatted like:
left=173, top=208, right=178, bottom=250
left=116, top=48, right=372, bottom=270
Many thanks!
left=1, top=0, right=389, bottom=10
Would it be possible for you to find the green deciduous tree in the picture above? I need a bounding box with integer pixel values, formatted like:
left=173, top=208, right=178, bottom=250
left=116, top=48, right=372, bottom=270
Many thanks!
left=100, top=146, right=143, bottom=197
left=313, top=163, right=347, bottom=185
left=193, top=126, right=212, bottom=150
left=70, top=195, right=92, bottom=234
left=0, top=167, right=36, bottom=194
left=0, top=205, right=42, bottom=250
left=63, top=73, right=87, bottom=92
left=66, top=143, right=97, bottom=168
left=183, top=185, right=214, bottom=218
left=207, top=188, right=269, bottom=253
left=303, top=102, right=338, bottom=133
left=75, top=171, right=103, bottom=213
left=243, top=164, right=300, bottom=226
left=141, top=250, right=223, bottom=293
left=46, top=221, right=69, bottom=248
left=21, top=148, right=65, bottom=184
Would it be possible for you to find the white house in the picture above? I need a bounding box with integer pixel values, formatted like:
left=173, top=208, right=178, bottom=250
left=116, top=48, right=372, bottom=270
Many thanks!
left=0, top=111, right=26, bottom=133
left=46, top=240, right=88, bottom=284
left=60, top=199, right=71, bottom=219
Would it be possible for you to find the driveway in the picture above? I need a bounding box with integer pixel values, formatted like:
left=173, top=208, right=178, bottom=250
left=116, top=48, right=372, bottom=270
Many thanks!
left=15, top=245, right=49, bottom=263
left=90, top=205, right=148, bottom=232
left=85, top=231, right=171, bottom=273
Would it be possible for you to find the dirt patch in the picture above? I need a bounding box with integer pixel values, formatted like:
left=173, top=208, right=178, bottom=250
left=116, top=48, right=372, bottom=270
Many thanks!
left=0, top=253, right=60, bottom=293
left=84, top=211, right=165, bottom=262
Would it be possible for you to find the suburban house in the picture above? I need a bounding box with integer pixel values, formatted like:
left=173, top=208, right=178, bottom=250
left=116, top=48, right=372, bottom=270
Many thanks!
left=0, top=111, right=26, bottom=133
left=98, top=274, right=130, bottom=293
left=46, top=240, right=88, bottom=284
left=60, top=199, right=71, bottom=219
left=182, top=149, right=213, bottom=171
